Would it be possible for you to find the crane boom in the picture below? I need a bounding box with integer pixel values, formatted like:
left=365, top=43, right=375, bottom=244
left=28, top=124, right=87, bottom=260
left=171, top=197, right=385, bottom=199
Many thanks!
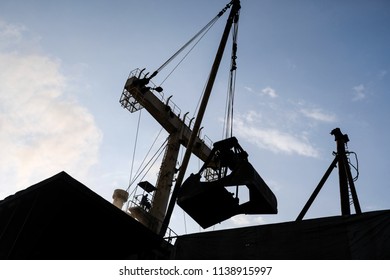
left=120, top=73, right=212, bottom=162
left=120, top=70, right=213, bottom=233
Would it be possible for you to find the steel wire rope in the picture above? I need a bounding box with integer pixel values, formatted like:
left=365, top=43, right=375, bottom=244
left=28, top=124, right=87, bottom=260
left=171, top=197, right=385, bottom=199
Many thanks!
left=223, top=10, right=239, bottom=139
left=125, top=128, right=163, bottom=210
left=130, top=127, right=164, bottom=186
left=158, top=19, right=219, bottom=87
left=155, top=17, right=219, bottom=75
left=127, top=111, right=163, bottom=192
left=128, top=110, right=142, bottom=187
left=136, top=141, right=168, bottom=184
left=223, top=63, right=237, bottom=138
left=192, top=71, right=211, bottom=120
left=125, top=143, right=167, bottom=211
left=126, top=136, right=169, bottom=192
left=149, top=0, right=235, bottom=82
left=123, top=109, right=142, bottom=218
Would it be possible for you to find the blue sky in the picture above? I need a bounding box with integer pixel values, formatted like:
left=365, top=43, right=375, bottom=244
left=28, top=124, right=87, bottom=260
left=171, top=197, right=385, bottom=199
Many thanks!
left=1, top=0, right=389, bottom=236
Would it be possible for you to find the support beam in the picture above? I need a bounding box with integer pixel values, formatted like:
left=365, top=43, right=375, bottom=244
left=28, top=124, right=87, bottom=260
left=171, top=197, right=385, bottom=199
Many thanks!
left=334, top=130, right=351, bottom=215
left=296, top=157, right=338, bottom=221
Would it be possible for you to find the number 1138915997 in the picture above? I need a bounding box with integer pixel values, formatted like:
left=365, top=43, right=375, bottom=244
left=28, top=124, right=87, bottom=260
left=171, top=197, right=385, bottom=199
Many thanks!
left=212, top=266, right=272, bottom=276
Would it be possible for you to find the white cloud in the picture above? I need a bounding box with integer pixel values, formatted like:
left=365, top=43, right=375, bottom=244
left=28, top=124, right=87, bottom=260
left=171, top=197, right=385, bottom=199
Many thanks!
left=0, top=20, right=26, bottom=48
left=230, top=215, right=252, bottom=226
left=0, top=21, right=102, bottom=197
left=261, top=87, right=278, bottom=98
left=300, top=108, right=337, bottom=123
left=235, top=111, right=319, bottom=158
left=244, top=86, right=254, bottom=93
left=254, top=216, right=266, bottom=224
left=352, top=84, right=365, bottom=101
left=229, top=215, right=266, bottom=227
left=244, top=86, right=277, bottom=98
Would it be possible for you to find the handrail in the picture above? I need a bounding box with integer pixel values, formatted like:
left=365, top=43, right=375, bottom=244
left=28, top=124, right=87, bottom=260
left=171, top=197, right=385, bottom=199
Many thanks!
left=126, top=68, right=213, bottom=150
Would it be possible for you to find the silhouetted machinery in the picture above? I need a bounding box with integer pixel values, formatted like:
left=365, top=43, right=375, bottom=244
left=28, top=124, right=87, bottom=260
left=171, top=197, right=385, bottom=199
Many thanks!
left=177, top=137, right=277, bottom=228
left=118, top=0, right=277, bottom=236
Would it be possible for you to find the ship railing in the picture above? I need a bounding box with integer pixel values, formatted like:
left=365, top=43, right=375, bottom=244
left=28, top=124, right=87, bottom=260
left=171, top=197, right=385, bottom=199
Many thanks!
left=164, top=227, right=178, bottom=244
left=128, top=194, right=144, bottom=209
left=127, top=68, right=213, bottom=150
left=127, top=194, right=178, bottom=244
left=127, top=69, right=181, bottom=117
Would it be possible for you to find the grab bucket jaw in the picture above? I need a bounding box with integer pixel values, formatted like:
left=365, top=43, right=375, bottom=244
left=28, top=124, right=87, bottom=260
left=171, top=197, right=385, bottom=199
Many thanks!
left=177, top=137, right=277, bottom=228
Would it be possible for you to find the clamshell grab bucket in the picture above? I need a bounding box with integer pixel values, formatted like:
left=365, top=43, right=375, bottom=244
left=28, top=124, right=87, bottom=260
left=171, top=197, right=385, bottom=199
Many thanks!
left=177, top=137, right=277, bottom=229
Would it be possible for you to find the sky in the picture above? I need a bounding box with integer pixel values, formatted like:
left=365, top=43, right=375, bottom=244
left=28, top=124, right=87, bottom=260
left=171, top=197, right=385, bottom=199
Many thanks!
left=1, top=0, right=390, bottom=237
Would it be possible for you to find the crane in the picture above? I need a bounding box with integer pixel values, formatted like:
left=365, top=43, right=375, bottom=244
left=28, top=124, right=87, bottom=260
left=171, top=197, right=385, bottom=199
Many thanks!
left=113, top=0, right=278, bottom=238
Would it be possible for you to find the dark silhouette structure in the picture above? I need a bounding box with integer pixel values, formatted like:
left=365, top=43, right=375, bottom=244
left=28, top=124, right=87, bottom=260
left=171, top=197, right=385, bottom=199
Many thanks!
left=1, top=170, right=390, bottom=259
left=0, top=172, right=170, bottom=259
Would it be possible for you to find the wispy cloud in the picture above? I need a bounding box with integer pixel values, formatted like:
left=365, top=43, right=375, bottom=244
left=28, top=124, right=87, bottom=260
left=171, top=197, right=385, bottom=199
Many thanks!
left=230, top=215, right=252, bottom=226
left=300, top=108, right=337, bottom=123
left=235, top=111, right=319, bottom=158
left=244, top=86, right=278, bottom=98
left=229, top=214, right=266, bottom=227
left=244, top=86, right=254, bottom=93
left=352, top=84, right=365, bottom=101
left=0, top=20, right=26, bottom=48
left=0, top=21, right=102, bottom=195
left=261, top=87, right=278, bottom=98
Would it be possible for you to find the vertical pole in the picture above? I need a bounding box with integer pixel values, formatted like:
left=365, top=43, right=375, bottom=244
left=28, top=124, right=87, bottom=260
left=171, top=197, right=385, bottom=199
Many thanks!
left=331, top=128, right=351, bottom=215
left=337, top=144, right=351, bottom=215
left=159, top=0, right=241, bottom=237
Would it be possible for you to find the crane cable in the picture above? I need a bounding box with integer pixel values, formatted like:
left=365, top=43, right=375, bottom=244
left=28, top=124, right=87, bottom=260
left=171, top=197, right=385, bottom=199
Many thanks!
left=159, top=19, right=218, bottom=87
left=193, top=11, right=239, bottom=124
left=126, top=135, right=168, bottom=192
left=129, top=127, right=164, bottom=186
left=223, top=10, right=240, bottom=139
left=128, top=110, right=142, bottom=186
left=126, top=108, right=166, bottom=192
left=146, top=0, right=235, bottom=82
